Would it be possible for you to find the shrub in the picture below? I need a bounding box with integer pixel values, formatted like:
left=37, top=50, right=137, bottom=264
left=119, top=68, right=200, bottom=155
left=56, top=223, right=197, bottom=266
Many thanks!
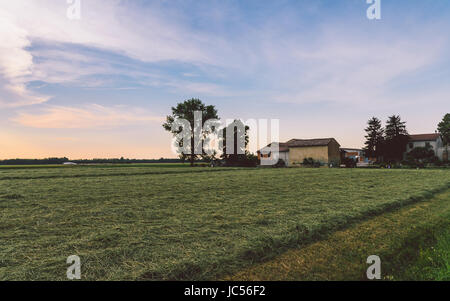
left=405, top=145, right=438, bottom=166
left=302, top=158, right=322, bottom=168
left=341, top=157, right=357, bottom=168
left=273, top=159, right=287, bottom=168
left=224, top=153, right=258, bottom=167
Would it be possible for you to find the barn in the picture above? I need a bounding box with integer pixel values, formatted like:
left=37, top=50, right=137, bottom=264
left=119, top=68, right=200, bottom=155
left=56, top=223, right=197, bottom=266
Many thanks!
left=258, top=138, right=341, bottom=166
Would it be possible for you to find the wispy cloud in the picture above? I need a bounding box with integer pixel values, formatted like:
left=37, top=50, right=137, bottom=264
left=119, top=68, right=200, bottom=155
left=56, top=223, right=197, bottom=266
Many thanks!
left=0, top=9, right=50, bottom=107
left=0, top=0, right=223, bottom=107
left=272, top=31, right=447, bottom=106
left=13, top=104, right=164, bottom=129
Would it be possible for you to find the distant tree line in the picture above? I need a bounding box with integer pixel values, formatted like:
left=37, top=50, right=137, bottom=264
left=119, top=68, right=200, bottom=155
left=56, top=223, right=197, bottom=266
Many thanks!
left=0, top=157, right=183, bottom=165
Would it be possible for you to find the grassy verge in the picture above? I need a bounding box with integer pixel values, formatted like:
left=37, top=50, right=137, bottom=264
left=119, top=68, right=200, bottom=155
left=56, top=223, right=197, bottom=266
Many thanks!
left=225, top=189, right=450, bottom=280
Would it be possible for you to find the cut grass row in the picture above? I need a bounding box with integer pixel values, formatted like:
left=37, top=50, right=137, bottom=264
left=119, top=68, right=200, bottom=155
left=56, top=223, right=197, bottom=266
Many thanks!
left=225, top=189, right=450, bottom=280
left=1, top=167, right=449, bottom=280
left=0, top=163, right=192, bottom=170
left=0, top=165, right=242, bottom=181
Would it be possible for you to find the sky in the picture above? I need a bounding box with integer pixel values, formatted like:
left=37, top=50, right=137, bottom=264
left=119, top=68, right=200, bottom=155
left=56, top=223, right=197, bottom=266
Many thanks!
left=0, top=0, right=449, bottom=159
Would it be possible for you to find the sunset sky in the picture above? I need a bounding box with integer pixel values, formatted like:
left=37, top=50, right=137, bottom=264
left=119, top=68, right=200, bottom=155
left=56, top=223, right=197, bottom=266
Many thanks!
left=0, top=0, right=449, bottom=159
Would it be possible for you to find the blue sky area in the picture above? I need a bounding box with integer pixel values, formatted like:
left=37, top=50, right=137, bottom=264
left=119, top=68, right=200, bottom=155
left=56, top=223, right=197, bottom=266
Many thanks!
left=0, top=0, right=449, bottom=158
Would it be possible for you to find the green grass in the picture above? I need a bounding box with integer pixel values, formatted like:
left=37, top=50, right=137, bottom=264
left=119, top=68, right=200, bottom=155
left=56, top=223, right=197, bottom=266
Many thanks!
left=0, top=166, right=449, bottom=280
left=225, top=190, right=450, bottom=280
left=409, top=229, right=450, bottom=280
left=389, top=228, right=450, bottom=280
left=0, top=164, right=238, bottom=180
left=0, top=162, right=194, bottom=170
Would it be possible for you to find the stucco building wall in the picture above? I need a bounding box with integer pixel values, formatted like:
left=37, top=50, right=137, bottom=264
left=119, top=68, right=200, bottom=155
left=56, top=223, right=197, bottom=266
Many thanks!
left=289, top=146, right=328, bottom=165
left=327, top=140, right=341, bottom=165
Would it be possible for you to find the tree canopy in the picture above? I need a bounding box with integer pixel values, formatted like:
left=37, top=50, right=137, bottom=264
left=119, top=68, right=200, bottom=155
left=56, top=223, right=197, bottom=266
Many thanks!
left=406, top=144, right=436, bottom=163
left=437, top=113, right=450, bottom=146
left=221, top=120, right=252, bottom=166
left=363, top=117, right=384, bottom=159
left=383, top=115, right=409, bottom=162
left=163, top=98, right=219, bottom=166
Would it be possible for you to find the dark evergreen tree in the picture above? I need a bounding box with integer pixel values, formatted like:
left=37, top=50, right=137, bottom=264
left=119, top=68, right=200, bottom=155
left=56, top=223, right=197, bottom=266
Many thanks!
left=363, top=117, right=384, bottom=160
left=437, top=113, right=450, bottom=162
left=384, top=115, right=409, bottom=162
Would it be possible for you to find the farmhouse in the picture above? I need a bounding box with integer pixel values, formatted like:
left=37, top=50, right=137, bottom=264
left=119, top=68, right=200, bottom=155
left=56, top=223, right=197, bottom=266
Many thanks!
left=258, top=138, right=341, bottom=166
left=405, top=133, right=446, bottom=161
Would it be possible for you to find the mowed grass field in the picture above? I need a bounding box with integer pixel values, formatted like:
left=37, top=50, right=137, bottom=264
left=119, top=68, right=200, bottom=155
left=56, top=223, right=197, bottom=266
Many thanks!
left=0, top=165, right=449, bottom=280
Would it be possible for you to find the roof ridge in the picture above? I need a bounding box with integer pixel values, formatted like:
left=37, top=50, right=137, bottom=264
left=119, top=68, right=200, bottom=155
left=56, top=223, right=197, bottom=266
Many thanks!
left=410, top=133, right=439, bottom=136
left=258, top=138, right=340, bottom=152
left=409, top=133, right=440, bottom=141
left=289, top=137, right=333, bottom=140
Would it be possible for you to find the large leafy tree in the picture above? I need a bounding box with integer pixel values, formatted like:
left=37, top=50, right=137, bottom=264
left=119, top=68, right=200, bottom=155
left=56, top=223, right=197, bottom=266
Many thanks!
left=437, top=113, right=450, bottom=161
left=163, top=99, right=219, bottom=166
left=363, top=117, right=384, bottom=160
left=384, top=115, right=409, bottom=162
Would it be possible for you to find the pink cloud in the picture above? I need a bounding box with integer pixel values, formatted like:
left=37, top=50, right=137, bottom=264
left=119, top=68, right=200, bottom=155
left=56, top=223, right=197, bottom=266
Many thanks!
left=13, top=104, right=164, bottom=129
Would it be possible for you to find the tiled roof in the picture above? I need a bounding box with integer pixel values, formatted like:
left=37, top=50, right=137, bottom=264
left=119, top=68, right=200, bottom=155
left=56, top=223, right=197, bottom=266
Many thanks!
left=409, top=133, right=440, bottom=142
left=286, top=138, right=339, bottom=147
left=258, top=138, right=340, bottom=153
left=278, top=143, right=289, bottom=152
left=259, top=142, right=289, bottom=153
